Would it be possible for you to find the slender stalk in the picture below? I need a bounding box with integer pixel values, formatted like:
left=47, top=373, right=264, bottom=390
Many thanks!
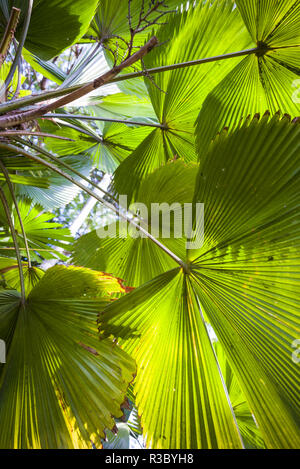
left=110, top=47, right=260, bottom=83
left=0, top=185, right=26, bottom=303
left=1, top=246, right=67, bottom=253
left=0, top=7, right=21, bottom=68
left=3, top=0, right=33, bottom=91
left=0, top=130, right=75, bottom=140
left=0, top=47, right=260, bottom=115
left=0, top=141, right=188, bottom=271
left=43, top=113, right=167, bottom=129
left=0, top=36, right=158, bottom=128
left=0, top=160, right=31, bottom=267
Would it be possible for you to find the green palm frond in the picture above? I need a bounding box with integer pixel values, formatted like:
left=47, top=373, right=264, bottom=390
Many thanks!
left=88, top=92, right=157, bottom=120
left=196, top=0, right=300, bottom=158
left=0, top=150, right=49, bottom=188
left=22, top=48, right=66, bottom=85
left=0, top=199, right=72, bottom=262
left=190, top=113, right=300, bottom=448
left=39, top=116, right=152, bottom=173
left=236, top=0, right=300, bottom=45
left=16, top=154, right=92, bottom=210
left=99, top=268, right=244, bottom=449
left=98, top=114, right=300, bottom=449
left=0, top=0, right=299, bottom=451
left=0, top=265, right=136, bottom=449
left=214, top=341, right=265, bottom=449
left=0, top=257, right=44, bottom=292
left=112, top=0, right=252, bottom=202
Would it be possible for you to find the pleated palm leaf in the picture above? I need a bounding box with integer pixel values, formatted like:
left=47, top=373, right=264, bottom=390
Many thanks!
left=0, top=199, right=72, bottom=262
left=112, top=0, right=300, bottom=200
left=98, top=114, right=300, bottom=449
left=0, top=265, right=136, bottom=448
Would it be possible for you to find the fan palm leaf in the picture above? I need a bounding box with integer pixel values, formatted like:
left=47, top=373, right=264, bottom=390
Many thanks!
left=112, top=0, right=253, bottom=202
left=196, top=0, right=300, bottom=158
left=98, top=114, right=300, bottom=449
left=0, top=265, right=136, bottom=449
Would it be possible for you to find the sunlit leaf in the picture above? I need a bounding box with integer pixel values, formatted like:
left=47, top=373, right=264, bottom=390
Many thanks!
left=0, top=265, right=136, bottom=449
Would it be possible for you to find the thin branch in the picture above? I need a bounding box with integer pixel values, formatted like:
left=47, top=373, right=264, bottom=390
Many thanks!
left=0, top=184, right=26, bottom=303
left=3, top=0, right=33, bottom=92
left=128, top=0, right=133, bottom=30
left=126, top=0, right=170, bottom=58
left=0, top=141, right=188, bottom=271
left=127, top=0, right=133, bottom=57
left=42, top=113, right=167, bottom=129
left=135, top=11, right=174, bottom=34
left=141, top=57, right=167, bottom=94
left=0, top=7, right=21, bottom=68
left=0, top=131, right=75, bottom=140
left=1, top=246, right=67, bottom=252
left=0, top=36, right=158, bottom=129
left=0, top=47, right=260, bottom=115
left=111, top=47, right=260, bottom=83
left=0, top=159, right=31, bottom=268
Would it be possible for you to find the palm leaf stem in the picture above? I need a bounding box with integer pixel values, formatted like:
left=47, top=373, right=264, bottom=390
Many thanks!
left=0, top=46, right=262, bottom=115
left=0, top=184, right=25, bottom=303
left=0, top=131, right=74, bottom=140
left=111, top=47, right=261, bottom=83
left=43, top=113, right=166, bottom=129
left=0, top=159, right=31, bottom=267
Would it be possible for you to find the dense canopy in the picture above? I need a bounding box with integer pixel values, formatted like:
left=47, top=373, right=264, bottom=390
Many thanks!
left=0, top=0, right=299, bottom=450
